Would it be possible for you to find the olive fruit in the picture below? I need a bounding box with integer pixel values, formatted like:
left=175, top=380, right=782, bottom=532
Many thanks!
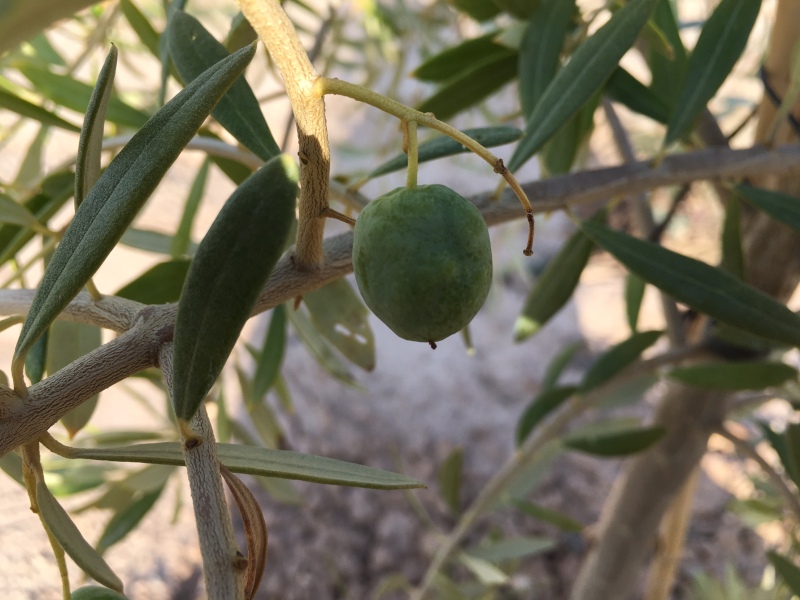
left=352, top=184, right=492, bottom=345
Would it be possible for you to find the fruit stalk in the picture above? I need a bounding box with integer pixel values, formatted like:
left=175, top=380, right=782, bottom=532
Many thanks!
left=314, top=76, right=535, bottom=255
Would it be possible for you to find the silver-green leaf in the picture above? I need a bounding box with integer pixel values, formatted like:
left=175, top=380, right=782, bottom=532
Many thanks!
left=171, top=154, right=297, bottom=422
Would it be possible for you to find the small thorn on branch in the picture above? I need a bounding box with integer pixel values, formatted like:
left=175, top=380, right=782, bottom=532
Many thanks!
left=321, top=207, right=356, bottom=226
left=493, top=158, right=507, bottom=175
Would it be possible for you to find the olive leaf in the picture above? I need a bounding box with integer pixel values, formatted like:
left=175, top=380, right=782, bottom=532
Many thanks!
left=579, top=330, right=663, bottom=393
left=35, top=479, right=124, bottom=592
left=509, top=0, right=658, bottom=171
left=75, top=44, right=117, bottom=208
left=67, top=442, right=425, bottom=490
left=518, top=0, right=575, bottom=119
left=13, top=44, right=257, bottom=371
left=663, top=0, right=762, bottom=147
left=580, top=219, right=800, bottom=348
left=115, top=259, right=192, bottom=305
left=168, top=10, right=279, bottom=161
left=736, top=184, right=800, bottom=234
left=517, top=386, right=576, bottom=446
left=413, top=32, right=514, bottom=82
left=563, top=424, right=665, bottom=457
left=0, top=88, right=80, bottom=132
left=252, top=304, right=287, bottom=400
left=667, top=362, right=797, bottom=390
left=120, top=0, right=160, bottom=58
left=171, top=155, right=297, bottom=422
left=171, top=158, right=210, bottom=257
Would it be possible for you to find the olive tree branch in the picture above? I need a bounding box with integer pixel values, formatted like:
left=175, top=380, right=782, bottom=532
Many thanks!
left=238, top=0, right=330, bottom=269
left=159, top=342, right=244, bottom=600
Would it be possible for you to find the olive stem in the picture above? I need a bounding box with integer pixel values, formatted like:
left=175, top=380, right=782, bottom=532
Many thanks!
left=313, top=77, right=535, bottom=255
left=403, top=119, right=419, bottom=189
left=321, top=207, right=356, bottom=226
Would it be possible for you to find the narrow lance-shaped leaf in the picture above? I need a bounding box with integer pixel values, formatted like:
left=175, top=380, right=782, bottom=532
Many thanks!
left=168, top=10, right=279, bottom=161
left=366, top=127, right=523, bottom=180
left=171, top=158, right=210, bottom=257
left=518, top=0, right=575, bottom=118
left=252, top=304, right=287, bottom=400
left=413, top=32, right=515, bottom=82
left=517, top=386, right=576, bottom=446
left=416, top=53, right=518, bottom=121
left=513, top=225, right=594, bottom=342
left=0, top=88, right=80, bottom=131
left=0, top=193, right=49, bottom=233
left=663, top=0, right=762, bottom=147
left=579, top=219, right=800, bottom=348
left=75, top=45, right=117, bottom=208
left=736, top=184, right=800, bottom=234
left=172, top=154, right=297, bottom=422
left=13, top=44, right=257, bottom=371
left=96, top=485, right=164, bottom=555
left=647, top=0, right=687, bottom=109
left=114, top=259, right=191, bottom=305
left=605, top=67, right=670, bottom=124
left=18, top=63, right=150, bottom=129
left=579, top=330, right=663, bottom=393
left=67, top=442, right=425, bottom=490
left=35, top=479, right=123, bottom=592
left=438, top=446, right=463, bottom=515
left=720, top=195, right=744, bottom=279
left=467, top=537, right=555, bottom=564
left=768, top=552, right=800, bottom=596
left=304, top=279, right=376, bottom=372
left=667, top=362, right=797, bottom=391
left=540, top=341, right=583, bottom=392
left=563, top=424, right=665, bottom=457
left=120, top=0, right=160, bottom=58
left=220, top=465, right=267, bottom=599
left=509, top=0, right=658, bottom=171
left=624, top=273, right=646, bottom=333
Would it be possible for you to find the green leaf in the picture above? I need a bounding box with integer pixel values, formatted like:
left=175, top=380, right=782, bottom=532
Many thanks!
left=580, top=330, right=662, bottom=393
left=448, top=0, right=501, bottom=21
left=366, top=126, right=523, bottom=180
left=541, top=343, right=582, bottom=392
left=114, top=259, right=191, bottom=305
left=509, top=0, right=657, bottom=170
left=540, top=91, right=598, bottom=176
left=303, top=279, right=375, bottom=372
left=27, top=33, right=66, bottom=67
left=467, top=536, right=555, bottom=563
left=563, top=424, right=665, bottom=456
left=35, top=479, right=123, bottom=592
left=624, top=272, right=646, bottom=333
left=48, top=321, right=102, bottom=437
left=0, top=193, right=48, bottom=232
left=225, top=12, right=258, bottom=52
left=457, top=553, right=508, bottom=586
left=71, top=586, right=129, bottom=599
left=68, top=442, right=425, bottom=490
left=518, top=0, right=575, bottom=118
left=783, top=423, right=800, bottom=492
left=0, top=451, right=24, bottom=486
left=767, top=552, right=800, bottom=596
left=513, top=499, right=583, bottom=532
left=25, top=329, right=48, bottom=385
left=168, top=10, right=279, bottom=161
left=15, top=124, right=48, bottom=189
left=18, top=63, right=150, bottom=129
left=120, top=0, right=160, bottom=58
left=438, top=446, right=463, bottom=514
left=0, top=170, right=74, bottom=265
left=736, top=184, right=800, bottom=234
left=416, top=54, right=518, bottom=120
left=667, top=361, right=797, bottom=390
left=75, top=45, right=117, bottom=208
left=252, top=304, right=287, bottom=400
left=647, top=0, right=687, bottom=110
left=287, top=305, right=358, bottom=386
left=493, top=0, right=539, bottom=19
left=171, top=158, right=209, bottom=257
left=0, top=0, right=97, bottom=55
left=513, top=226, right=594, bottom=342
left=0, top=87, right=80, bottom=131
left=172, top=154, right=297, bottom=422
left=579, top=219, right=800, bottom=348
left=663, top=0, right=762, bottom=147
left=14, top=44, right=258, bottom=367
left=119, top=227, right=193, bottom=256
left=413, top=32, right=515, bottom=82
left=517, top=386, right=576, bottom=445
left=605, top=66, right=670, bottom=124
left=96, top=485, right=164, bottom=554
